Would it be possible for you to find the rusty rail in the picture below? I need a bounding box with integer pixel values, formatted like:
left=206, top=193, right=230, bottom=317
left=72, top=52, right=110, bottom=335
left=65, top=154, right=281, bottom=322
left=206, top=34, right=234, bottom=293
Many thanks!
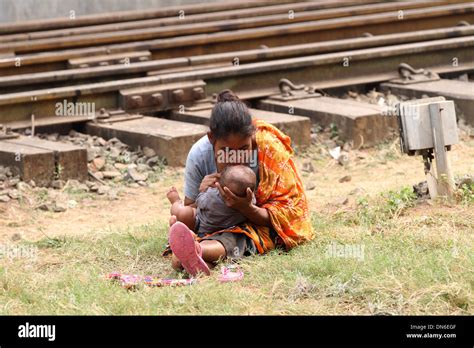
left=0, top=35, right=472, bottom=122
left=0, top=25, right=473, bottom=91
left=1, top=2, right=473, bottom=76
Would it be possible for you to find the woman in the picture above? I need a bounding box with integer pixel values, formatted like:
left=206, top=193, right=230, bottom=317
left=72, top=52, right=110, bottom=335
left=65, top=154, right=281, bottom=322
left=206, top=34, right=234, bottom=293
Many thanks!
left=166, top=89, right=314, bottom=276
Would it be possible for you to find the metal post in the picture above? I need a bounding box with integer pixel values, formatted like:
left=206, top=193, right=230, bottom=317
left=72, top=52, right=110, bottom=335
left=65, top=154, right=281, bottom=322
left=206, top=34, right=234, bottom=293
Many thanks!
left=428, top=103, right=455, bottom=198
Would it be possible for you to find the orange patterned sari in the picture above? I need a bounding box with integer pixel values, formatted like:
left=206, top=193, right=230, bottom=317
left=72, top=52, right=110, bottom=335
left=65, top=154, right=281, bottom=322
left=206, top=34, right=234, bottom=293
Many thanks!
left=204, top=119, right=314, bottom=253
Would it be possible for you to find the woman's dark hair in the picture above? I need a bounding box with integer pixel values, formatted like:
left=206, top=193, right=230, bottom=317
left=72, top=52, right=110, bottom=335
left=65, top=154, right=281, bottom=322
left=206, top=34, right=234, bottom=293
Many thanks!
left=209, top=89, right=255, bottom=140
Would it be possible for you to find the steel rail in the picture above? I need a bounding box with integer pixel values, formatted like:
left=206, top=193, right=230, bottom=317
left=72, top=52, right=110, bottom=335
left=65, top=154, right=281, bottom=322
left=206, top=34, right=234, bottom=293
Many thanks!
left=0, top=26, right=472, bottom=90
left=0, top=36, right=472, bottom=122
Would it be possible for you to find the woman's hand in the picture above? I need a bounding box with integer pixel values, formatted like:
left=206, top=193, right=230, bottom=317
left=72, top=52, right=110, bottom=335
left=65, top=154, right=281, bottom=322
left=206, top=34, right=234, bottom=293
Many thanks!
left=215, top=182, right=253, bottom=213
left=216, top=182, right=271, bottom=226
left=199, top=173, right=221, bottom=193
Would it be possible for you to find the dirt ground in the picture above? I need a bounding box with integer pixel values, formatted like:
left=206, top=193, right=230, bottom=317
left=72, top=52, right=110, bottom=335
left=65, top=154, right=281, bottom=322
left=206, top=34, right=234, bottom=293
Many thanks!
left=1, top=134, right=473, bottom=244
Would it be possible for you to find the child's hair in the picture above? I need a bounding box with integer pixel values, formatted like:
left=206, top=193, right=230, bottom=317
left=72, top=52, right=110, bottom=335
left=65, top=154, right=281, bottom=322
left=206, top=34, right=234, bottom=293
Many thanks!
left=219, top=165, right=256, bottom=198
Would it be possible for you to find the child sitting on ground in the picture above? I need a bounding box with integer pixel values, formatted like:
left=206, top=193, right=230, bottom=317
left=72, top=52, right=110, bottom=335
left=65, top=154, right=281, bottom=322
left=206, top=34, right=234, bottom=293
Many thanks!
left=166, top=164, right=256, bottom=237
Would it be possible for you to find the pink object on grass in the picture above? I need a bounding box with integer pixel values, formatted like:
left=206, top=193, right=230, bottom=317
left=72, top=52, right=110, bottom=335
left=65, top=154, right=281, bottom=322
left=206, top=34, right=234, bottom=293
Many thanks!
left=218, top=265, right=244, bottom=283
left=106, top=273, right=196, bottom=289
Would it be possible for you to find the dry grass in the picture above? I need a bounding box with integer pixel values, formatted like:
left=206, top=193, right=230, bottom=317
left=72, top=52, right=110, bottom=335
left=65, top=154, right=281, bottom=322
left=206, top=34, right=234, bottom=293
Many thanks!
left=0, top=134, right=473, bottom=315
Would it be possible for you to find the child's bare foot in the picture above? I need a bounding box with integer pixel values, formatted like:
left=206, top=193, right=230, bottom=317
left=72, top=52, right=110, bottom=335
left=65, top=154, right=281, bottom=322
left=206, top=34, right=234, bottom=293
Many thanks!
left=166, top=187, right=181, bottom=204
left=169, top=215, right=197, bottom=238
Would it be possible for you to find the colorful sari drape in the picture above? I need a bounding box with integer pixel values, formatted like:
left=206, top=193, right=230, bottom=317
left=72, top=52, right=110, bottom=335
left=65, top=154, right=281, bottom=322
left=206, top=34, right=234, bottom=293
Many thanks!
left=204, top=119, right=314, bottom=253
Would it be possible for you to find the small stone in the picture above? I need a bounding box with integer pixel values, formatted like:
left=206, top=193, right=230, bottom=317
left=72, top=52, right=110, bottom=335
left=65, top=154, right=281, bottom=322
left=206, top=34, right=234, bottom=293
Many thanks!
left=38, top=203, right=50, bottom=211
left=349, top=187, right=365, bottom=196
left=47, top=133, right=59, bottom=141
left=91, top=157, right=106, bottom=172
left=97, top=185, right=110, bottom=195
left=306, top=182, right=316, bottom=191
left=94, top=137, right=107, bottom=147
left=108, top=147, right=121, bottom=159
left=129, top=183, right=140, bottom=188
left=16, top=182, right=31, bottom=192
left=67, top=200, right=77, bottom=209
left=342, top=142, right=352, bottom=152
left=136, top=163, right=150, bottom=172
left=126, top=167, right=148, bottom=182
left=457, top=175, right=473, bottom=188
left=339, top=175, right=352, bottom=183
left=413, top=181, right=429, bottom=199
left=89, top=184, right=99, bottom=192
left=0, top=195, right=11, bottom=203
left=301, top=161, right=315, bottom=173
left=107, top=190, right=118, bottom=200
left=456, top=73, right=469, bottom=82
left=114, top=163, right=128, bottom=171
left=52, top=201, right=68, bottom=212
left=94, top=172, right=104, bottom=180
left=136, top=156, right=147, bottom=165
left=77, top=183, right=89, bottom=192
left=107, top=137, right=121, bottom=145
left=137, top=181, right=147, bottom=187
left=8, top=178, right=20, bottom=187
left=87, top=147, right=99, bottom=162
left=28, top=180, right=36, bottom=188
left=7, top=189, right=20, bottom=199
left=146, top=156, right=160, bottom=167
left=11, top=233, right=22, bottom=241
left=102, top=171, right=121, bottom=179
left=103, top=163, right=116, bottom=172
left=51, top=179, right=66, bottom=189
left=142, top=147, right=156, bottom=159
left=85, top=181, right=95, bottom=188
left=67, top=179, right=80, bottom=188
left=338, top=151, right=350, bottom=166
left=333, top=197, right=349, bottom=206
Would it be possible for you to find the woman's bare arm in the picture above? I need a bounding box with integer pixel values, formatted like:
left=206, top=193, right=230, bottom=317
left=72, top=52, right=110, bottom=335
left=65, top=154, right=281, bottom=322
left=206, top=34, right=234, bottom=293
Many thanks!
left=240, top=202, right=271, bottom=227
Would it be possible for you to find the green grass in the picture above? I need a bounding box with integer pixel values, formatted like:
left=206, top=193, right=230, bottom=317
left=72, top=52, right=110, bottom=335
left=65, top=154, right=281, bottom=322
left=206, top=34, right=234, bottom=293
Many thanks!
left=0, top=188, right=472, bottom=315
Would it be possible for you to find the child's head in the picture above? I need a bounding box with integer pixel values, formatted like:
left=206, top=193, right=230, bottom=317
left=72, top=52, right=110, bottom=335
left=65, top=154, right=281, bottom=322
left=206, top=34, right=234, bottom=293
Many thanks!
left=219, top=165, right=256, bottom=198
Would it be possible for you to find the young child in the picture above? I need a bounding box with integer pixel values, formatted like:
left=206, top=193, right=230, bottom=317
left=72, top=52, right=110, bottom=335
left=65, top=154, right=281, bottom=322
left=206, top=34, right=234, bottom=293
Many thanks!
left=166, top=164, right=257, bottom=238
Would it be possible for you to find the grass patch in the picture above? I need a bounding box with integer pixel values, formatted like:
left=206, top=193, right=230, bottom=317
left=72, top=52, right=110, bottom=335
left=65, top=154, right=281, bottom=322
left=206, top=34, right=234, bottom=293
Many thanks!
left=0, top=187, right=472, bottom=315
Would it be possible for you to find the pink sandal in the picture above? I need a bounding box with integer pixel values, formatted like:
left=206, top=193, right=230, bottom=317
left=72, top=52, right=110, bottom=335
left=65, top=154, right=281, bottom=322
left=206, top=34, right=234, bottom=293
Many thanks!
left=218, top=265, right=244, bottom=283
left=168, top=222, right=210, bottom=277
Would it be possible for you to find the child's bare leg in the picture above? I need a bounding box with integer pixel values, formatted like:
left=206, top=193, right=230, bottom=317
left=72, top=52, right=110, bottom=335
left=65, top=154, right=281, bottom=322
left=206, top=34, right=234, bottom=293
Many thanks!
left=167, top=187, right=196, bottom=230
left=171, top=253, right=183, bottom=271
left=200, top=240, right=226, bottom=267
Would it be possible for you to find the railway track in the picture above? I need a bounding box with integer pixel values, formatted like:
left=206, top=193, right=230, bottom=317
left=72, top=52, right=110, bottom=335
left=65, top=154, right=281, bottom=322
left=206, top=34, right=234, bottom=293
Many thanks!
left=0, top=0, right=473, bottom=184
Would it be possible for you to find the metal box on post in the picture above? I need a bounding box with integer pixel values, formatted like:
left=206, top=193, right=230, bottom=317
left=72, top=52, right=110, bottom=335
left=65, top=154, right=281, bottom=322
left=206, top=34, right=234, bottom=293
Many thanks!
left=398, top=97, right=459, bottom=155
